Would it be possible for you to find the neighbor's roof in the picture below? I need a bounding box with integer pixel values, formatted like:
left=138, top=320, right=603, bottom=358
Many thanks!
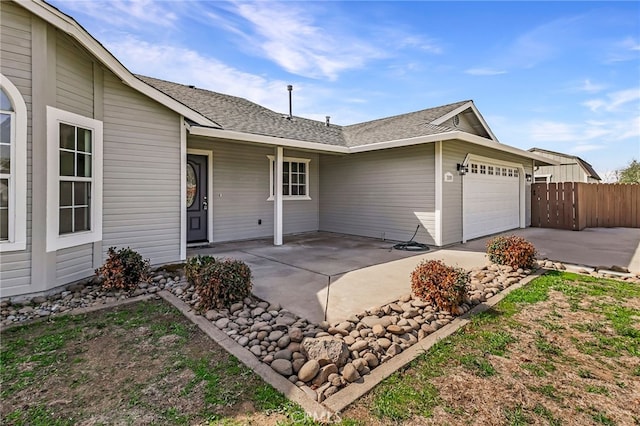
left=529, top=148, right=601, bottom=180
left=137, top=76, right=470, bottom=148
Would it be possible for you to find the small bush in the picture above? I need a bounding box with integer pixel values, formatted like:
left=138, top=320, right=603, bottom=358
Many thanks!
left=184, top=254, right=217, bottom=286
left=411, top=260, right=469, bottom=313
left=96, top=247, right=150, bottom=292
left=486, top=235, right=536, bottom=269
left=186, top=255, right=252, bottom=311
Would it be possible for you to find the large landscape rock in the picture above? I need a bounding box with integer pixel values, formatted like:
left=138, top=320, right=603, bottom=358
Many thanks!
left=301, top=337, right=349, bottom=367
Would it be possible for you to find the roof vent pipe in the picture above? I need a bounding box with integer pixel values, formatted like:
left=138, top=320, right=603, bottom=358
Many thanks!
left=325, top=116, right=330, bottom=127
left=287, top=85, right=293, bottom=119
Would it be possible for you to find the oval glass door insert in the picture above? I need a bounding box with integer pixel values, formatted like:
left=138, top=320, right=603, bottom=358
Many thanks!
left=186, top=163, right=197, bottom=208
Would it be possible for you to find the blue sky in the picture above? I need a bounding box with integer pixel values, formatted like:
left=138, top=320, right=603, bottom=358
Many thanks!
left=50, top=0, right=639, bottom=177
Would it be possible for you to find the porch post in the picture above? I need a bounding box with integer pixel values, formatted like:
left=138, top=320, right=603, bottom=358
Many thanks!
left=274, top=146, right=283, bottom=245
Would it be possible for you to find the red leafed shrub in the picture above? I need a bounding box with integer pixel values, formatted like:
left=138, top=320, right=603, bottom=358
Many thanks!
left=96, top=247, right=150, bottom=293
left=411, top=260, right=469, bottom=313
left=185, top=255, right=252, bottom=311
left=486, top=235, right=536, bottom=269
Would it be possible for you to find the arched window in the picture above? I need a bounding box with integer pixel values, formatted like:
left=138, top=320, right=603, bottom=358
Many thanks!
left=0, top=74, right=27, bottom=252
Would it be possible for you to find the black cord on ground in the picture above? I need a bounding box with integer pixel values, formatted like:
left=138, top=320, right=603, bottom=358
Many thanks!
left=392, top=225, right=430, bottom=252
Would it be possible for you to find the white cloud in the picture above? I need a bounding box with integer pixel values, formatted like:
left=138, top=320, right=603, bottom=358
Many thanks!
left=529, top=117, right=637, bottom=144
left=52, top=0, right=178, bottom=28
left=570, top=144, right=605, bottom=153
left=214, top=2, right=385, bottom=81
left=105, top=37, right=291, bottom=113
left=583, top=88, right=640, bottom=112
left=576, top=79, right=606, bottom=94
left=464, top=68, right=507, bottom=76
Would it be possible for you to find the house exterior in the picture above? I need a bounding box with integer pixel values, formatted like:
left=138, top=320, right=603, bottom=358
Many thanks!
left=529, top=148, right=601, bottom=183
left=0, top=0, right=554, bottom=299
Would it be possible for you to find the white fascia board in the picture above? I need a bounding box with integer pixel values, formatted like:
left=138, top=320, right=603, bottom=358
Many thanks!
left=430, top=101, right=499, bottom=142
left=189, top=126, right=560, bottom=165
left=188, top=126, right=349, bottom=154
left=18, top=0, right=218, bottom=128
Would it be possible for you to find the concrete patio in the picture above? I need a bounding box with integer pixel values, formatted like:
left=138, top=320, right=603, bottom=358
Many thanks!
left=189, top=232, right=488, bottom=324
left=189, top=227, right=640, bottom=324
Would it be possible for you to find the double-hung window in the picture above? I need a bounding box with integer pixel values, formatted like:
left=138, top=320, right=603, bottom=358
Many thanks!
left=267, top=156, right=311, bottom=200
left=0, top=75, right=27, bottom=252
left=46, top=107, right=102, bottom=252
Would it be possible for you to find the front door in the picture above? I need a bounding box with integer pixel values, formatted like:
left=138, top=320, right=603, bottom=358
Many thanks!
left=187, top=154, right=208, bottom=243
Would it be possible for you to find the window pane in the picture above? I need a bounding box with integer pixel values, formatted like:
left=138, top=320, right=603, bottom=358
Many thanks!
left=0, top=144, right=9, bottom=174
left=283, top=162, right=289, bottom=173
left=291, top=162, right=298, bottom=173
left=0, top=178, right=8, bottom=208
left=282, top=172, right=289, bottom=184
left=0, top=208, right=7, bottom=241
left=0, top=113, right=11, bottom=143
left=77, top=153, right=91, bottom=177
left=282, top=184, right=289, bottom=196
left=299, top=163, right=305, bottom=173
left=0, top=89, right=12, bottom=111
left=60, top=151, right=75, bottom=176
left=291, top=173, right=298, bottom=184
left=77, top=127, right=92, bottom=153
left=291, top=185, right=298, bottom=196
left=59, top=208, right=73, bottom=234
left=299, top=174, right=305, bottom=184
left=60, top=123, right=75, bottom=149
left=74, top=182, right=90, bottom=206
left=299, top=185, right=306, bottom=196
left=74, top=207, right=90, bottom=232
left=60, top=181, right=73, bottom=207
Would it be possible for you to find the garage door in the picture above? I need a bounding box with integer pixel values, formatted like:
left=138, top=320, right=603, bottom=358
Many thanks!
left=463, top=161, right=520, bottom=240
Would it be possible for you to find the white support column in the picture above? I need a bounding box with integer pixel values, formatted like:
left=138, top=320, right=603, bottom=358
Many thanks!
left=434, top=141, right=443, bottom=246
left=274, top=146, right=283, bottom=245
left=179, top=116, right=187, bottom=260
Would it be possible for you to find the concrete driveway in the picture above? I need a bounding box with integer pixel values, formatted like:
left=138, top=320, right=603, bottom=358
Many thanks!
left=189, top=227, right=640, bottom=324
left=455, top=227, right=640, bottom=274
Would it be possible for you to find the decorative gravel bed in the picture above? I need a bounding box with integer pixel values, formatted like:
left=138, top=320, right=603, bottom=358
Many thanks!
left=2, top=259, right=638, bottom=404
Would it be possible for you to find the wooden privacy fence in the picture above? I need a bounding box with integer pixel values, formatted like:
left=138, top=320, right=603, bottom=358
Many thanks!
left=531, top=182, right=640, bottom=230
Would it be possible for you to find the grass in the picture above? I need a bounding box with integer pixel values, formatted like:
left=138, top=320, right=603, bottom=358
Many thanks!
left=345, top=270, right=640, bottom=425
left=0, top=299, right=306, bottom=425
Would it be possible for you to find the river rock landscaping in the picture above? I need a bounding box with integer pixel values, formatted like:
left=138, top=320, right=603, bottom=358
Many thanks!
left=2, top=257, right=639, bottom=406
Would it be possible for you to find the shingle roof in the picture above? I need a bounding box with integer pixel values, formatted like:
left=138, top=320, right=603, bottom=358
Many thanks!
left=137, top=75, right=469, bottom=147
left=529, top=148, right=602, bottom=180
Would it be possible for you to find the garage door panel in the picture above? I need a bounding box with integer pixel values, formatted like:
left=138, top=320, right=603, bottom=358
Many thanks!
left=464, top=161, right=520, bottom=240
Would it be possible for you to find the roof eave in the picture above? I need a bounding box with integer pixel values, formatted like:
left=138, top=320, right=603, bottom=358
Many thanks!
left=430, top=101, right=499, bottom=142
left=17, top=0, right=217, bottom=127
left=188, top=126, right=349, bottom=154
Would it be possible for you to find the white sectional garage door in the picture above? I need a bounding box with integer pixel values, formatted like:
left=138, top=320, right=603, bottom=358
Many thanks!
left=463, top=161, right=520, bottom=240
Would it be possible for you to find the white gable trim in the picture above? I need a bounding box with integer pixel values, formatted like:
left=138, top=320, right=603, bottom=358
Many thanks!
left=430, top=101, right=499, bottom=142
left=16, top=0, right=218, bottom=128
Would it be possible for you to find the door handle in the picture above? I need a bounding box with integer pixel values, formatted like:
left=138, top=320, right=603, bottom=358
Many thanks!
left=203, top=196, right=208, bottom=211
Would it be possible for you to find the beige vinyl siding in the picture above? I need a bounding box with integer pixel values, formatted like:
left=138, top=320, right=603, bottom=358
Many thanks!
left=0, top=1, right=33, bottom=294
left=188, top=137, right=319, bottom=242
left=56, top=32, right=93, bottom=117
left=102, top=72, right=181, bottom=265
left=319, top=144, right=436, bottom=244
left=442, top=113, right=477, bottom=135
left=533, top=151, right=589, bottom=183
left=441, top=140, right=533, bottom=245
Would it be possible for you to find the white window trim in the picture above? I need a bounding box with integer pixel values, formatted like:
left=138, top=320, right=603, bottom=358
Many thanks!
left=266, top=155, right=311, bottom=201
left=46, top=106, right=103, bottom=252
left=0, top=74, right=27, bottom=252
left=534, top=174, right=551, bottom=183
